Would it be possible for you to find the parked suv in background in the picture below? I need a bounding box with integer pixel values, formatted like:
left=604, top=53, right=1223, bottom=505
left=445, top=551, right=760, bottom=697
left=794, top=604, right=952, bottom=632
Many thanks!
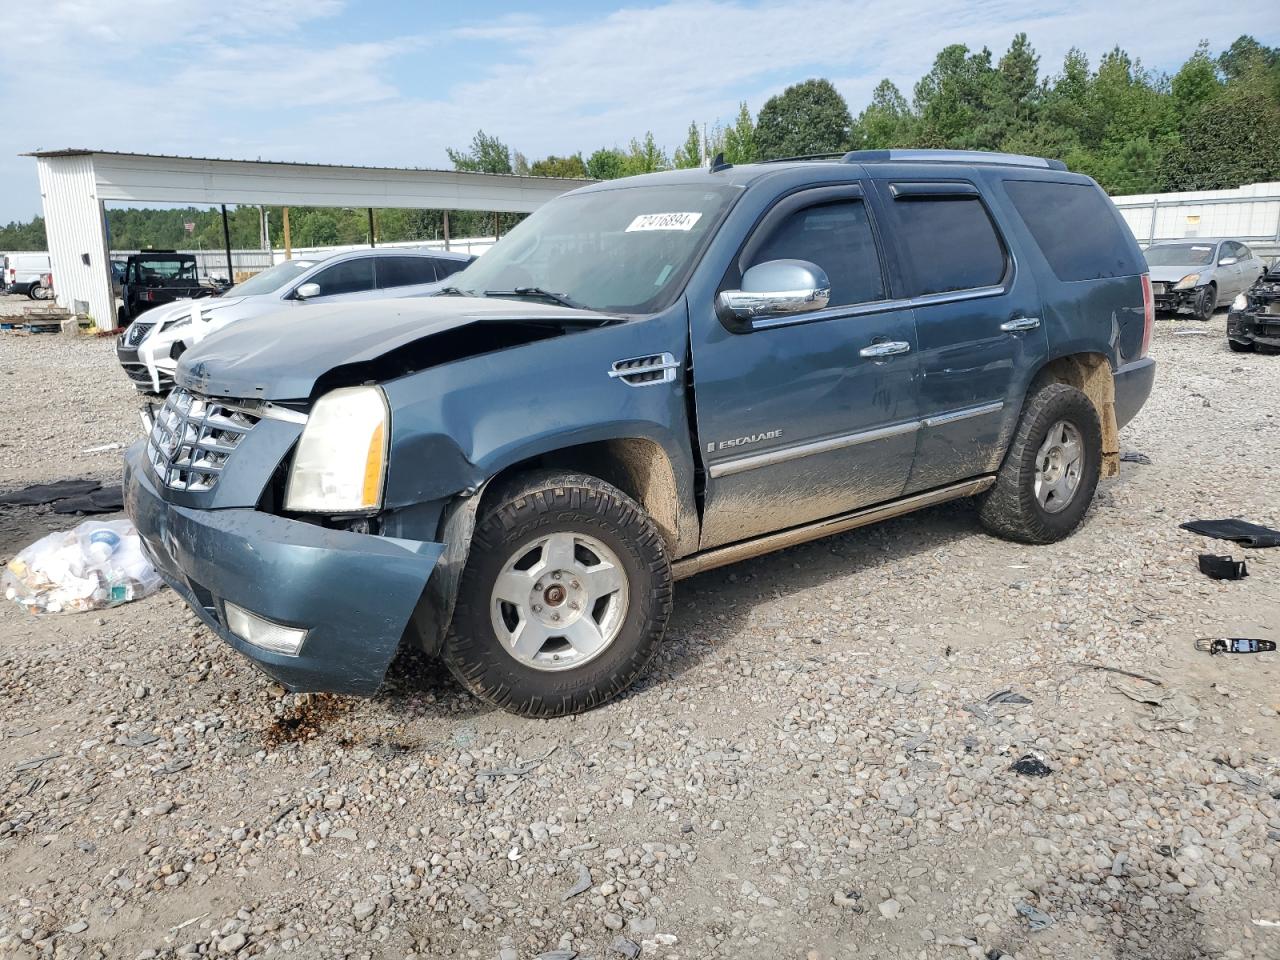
left=116, top=248, right=473, bottom=393
left=126, top=149, right=1155, bottom=717
left=1144, top=239, right=1264, bottom=320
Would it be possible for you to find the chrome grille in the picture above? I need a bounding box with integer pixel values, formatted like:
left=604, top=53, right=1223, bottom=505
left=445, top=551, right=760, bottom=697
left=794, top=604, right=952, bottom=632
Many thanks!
left=125, top=321, right=156, bottom=347
left=147, top=388, right=259, bottom=492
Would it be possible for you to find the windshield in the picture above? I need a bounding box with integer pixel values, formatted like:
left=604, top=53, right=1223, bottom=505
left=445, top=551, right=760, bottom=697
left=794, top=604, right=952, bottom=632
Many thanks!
left=136, top=257, right=198, bottom=282
left=1144, top=243, right=1217, bottom=267
left=450, top=183, right=741, bottom=313
left=228, top=259, right=316, bottom=297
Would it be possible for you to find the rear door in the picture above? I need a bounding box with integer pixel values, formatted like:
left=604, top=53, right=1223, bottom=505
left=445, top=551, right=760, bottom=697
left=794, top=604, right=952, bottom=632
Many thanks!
left=374, top=255, right=440, bottom=297
left=870, top=178, right=1047, bottom=494
left=693, top=184, right=921, bottom=548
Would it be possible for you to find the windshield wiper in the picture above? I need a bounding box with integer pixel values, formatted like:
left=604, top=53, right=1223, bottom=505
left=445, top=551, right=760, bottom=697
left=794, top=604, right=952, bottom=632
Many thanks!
left=483, top=287, right=586, bottom=310
left=436, top=285, right=473, bottom=297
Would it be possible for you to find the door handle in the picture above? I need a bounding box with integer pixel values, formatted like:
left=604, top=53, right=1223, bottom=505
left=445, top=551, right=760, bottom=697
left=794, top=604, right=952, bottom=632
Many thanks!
left=859, top=340, right=911, bottom=358
left=1000, top=316, right=1041, bottom=332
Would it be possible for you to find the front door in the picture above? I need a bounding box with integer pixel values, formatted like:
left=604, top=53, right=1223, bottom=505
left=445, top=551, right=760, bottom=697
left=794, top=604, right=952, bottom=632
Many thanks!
left=692, top=185, right=920, bottom=549
left=869, top=179, right=1047, bottom=493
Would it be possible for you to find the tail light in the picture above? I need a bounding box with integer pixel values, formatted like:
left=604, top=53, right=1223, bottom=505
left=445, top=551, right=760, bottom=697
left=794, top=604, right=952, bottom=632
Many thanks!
left=1139, top=273, right=1154, bottom=358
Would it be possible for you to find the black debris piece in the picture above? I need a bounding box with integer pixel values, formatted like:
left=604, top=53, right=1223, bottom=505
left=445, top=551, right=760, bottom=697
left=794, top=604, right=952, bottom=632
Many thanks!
left=1010, top=755, right=1052, bottom=777
left=1120, top=451, right=1152, bottom=465
left=1180, top=518, right=1280, bottom=548
left=1194, top=637, right=1277, bottom=655
left=49, top=485, right=124, bottom=515
left=987, top=689, right=1033, bottom=706
left=0, top=479, right=101, bottom=506
left=1015, top=899, right=1055, bottom=931
left=1197, top=554, right=1248, bottom=581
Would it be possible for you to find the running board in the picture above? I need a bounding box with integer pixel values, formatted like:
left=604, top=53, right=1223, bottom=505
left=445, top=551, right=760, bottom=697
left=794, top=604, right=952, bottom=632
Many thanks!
left=671, top=476, right=995, bottom=580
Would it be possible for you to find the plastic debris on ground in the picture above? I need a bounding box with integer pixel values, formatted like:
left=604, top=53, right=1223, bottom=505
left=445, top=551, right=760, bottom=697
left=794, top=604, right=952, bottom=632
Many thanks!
left=1014, top=900, right=1055, bottom=931
left=1009, top=755, right=1052, bottom=777
left=1197, top=553, right=1248, bottom=581
left=1195, top=637, right=1277, bottom=655
left=1180, top=518, right=1280, bottom=548
left=1119, top=451, right=1153, bottom=465
left=2, top=519, right=163, bottom=613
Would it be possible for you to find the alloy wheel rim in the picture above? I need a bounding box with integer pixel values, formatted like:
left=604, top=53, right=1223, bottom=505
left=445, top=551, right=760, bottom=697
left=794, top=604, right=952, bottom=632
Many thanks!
left=490, top=531, right=630, bottom=672
left=1033, top=420, right=1084, bottom=515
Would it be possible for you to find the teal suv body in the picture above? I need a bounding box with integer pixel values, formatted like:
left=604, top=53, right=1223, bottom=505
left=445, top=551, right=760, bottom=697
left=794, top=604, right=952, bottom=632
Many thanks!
left=125, top=149, right=1156, bottom=716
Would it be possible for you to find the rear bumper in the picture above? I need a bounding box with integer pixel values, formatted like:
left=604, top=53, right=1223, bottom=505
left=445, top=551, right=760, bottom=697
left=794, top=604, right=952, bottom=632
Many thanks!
left=1228, top=309, right=1280, bottom=348
left=124, top=443, right=445, bottom=695
left=1114, top=356, right=1156, bottom=430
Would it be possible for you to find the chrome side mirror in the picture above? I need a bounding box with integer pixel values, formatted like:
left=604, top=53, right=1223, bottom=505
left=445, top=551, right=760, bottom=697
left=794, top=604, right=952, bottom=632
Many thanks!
left=1218, top=257, right=1237, bottom=266
left=716, top=259, right=831, bottom=328
left=295, top=282, right=321, bottom=300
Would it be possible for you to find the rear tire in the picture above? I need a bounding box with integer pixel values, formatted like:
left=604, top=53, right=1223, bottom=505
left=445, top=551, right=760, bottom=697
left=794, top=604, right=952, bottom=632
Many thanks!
left=979, top=383, right=1102, bottom=545
left=443, top=470, right=672, bottom=717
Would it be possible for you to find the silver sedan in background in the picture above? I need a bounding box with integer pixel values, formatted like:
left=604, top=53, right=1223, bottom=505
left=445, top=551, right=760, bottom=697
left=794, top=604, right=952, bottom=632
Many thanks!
left=1144, top=238, right=1265, bottom=320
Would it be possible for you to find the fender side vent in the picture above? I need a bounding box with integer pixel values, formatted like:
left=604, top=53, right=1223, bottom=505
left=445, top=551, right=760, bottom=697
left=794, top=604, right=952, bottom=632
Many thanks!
left=608, top=352, right=680, bottom=386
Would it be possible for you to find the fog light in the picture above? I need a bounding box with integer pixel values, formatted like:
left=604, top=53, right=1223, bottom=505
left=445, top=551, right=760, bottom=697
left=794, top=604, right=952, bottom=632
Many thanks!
left=224, top=602, right=307, bottom=656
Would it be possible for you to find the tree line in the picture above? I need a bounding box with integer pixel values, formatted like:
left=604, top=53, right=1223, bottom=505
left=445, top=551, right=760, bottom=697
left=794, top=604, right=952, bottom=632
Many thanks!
left=2, top=33, right=1276, bottom=252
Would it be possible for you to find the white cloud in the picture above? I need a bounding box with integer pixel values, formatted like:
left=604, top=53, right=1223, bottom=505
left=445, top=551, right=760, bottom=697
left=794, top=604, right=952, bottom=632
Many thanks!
left=0, top=0, right=1274, bottom=220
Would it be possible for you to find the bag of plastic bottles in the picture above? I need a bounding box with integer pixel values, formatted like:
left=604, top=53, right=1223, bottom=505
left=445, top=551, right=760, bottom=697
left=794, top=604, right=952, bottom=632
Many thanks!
left=2, top=519, right=164, bottom=613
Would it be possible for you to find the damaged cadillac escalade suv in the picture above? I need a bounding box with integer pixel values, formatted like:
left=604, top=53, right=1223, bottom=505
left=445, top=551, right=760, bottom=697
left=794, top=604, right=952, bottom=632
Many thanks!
left=124, top=149, right=1156, bottom=717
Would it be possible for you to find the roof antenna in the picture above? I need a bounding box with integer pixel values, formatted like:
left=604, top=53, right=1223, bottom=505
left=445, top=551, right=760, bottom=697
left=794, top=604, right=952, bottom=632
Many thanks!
left=708, top=151, right=731, bottom=173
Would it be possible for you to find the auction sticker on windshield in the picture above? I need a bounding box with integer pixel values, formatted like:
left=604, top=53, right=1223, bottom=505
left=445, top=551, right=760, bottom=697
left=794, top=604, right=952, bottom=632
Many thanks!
left=626, top=212, right=703, bottom=232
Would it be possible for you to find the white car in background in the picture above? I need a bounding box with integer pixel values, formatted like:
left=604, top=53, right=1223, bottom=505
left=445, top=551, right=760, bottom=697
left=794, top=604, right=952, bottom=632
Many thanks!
left=116, top=248, right=473, bottom=393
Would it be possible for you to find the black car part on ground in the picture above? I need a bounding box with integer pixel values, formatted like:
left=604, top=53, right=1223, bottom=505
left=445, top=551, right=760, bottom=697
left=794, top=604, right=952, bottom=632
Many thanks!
left=1180, top=518, right=1280, bottom=548
left=0, top=479, right=122, bottom=514
left=1197, top=553, right=1248, bottom=580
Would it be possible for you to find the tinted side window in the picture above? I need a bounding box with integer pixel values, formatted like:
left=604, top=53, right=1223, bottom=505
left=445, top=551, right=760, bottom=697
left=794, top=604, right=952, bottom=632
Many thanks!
left=377, top=256, right=438, bottom=288
left=434, top=258, right=469, bottom=278
left=1237, top=243, right=1254, bottom=261
left=881, top=192, right=1005, bottom=295
left=746, top=200, right=884, bottom=307
left=309, top=259, right=376, bottom=296
left=1004, top=180, right=1142, bottom=282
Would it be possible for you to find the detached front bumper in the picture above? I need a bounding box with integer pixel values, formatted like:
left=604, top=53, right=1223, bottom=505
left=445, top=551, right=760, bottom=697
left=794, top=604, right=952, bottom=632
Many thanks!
left=124, top=443, right=445, bottom=695
left=1228, top=308, right=1280, bottom=349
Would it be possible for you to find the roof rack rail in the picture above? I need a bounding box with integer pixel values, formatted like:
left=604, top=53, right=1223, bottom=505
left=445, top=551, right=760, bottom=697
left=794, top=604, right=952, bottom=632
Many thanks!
left=758, top=152, right=847, bottom=164
left=841, top=149, right=1068, bottom=171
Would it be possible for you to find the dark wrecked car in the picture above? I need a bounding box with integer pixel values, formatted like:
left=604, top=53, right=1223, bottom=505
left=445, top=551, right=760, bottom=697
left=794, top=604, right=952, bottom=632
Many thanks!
left=124, top=149, right=1156, bottom=717
left=1227, top=262, right=1280, bottom=352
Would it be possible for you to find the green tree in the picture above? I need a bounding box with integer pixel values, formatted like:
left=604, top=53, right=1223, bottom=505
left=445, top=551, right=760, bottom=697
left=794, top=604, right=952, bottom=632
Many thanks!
left=673, top=122, right=703, bottom=168
left=621, top=132, right=670, bottom=175
left=1158, top=81, right=1280, bottom=189
left=719, top=102, right=757, bottom=164
left=529, top=154, right=588, bottom=178
left=755, top=78, right=852, bottom=159
left=913, top=44, right=999, bottom=148
left=585, top=147, right=628, bottom=180
left=851, top=79, right=913, bottom=149
left=446, top=129, right=513, bottom=174
left=1218, top=35, right=1279, bottom=81
left=1171, top=41, right=1222, bottom=114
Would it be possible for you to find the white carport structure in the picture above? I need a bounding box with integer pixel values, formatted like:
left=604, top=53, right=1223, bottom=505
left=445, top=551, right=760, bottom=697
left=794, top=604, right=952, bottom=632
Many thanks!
left=24, top=149, right=594, bottom=332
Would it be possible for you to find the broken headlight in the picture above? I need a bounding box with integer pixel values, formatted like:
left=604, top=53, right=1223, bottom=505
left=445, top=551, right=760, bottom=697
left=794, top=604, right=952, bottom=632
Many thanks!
left=1232, top=293, right=1248, bottom=312
left=284, top=386, right=389, bottom=513
left=1172, top=273, right=1201, bottom=291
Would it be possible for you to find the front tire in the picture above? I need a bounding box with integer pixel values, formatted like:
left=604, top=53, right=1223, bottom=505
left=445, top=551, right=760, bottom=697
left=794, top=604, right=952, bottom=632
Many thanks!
left=1192, top=284, right=1215, bottom=321
left=979, top=383, right=1103, bottom=545
left=443, top=471, right=672, bottom=717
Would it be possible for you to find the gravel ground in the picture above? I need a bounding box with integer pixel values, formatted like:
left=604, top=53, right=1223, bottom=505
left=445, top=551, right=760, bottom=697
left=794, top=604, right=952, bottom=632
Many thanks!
left=1, top=309, right=1278, bottom=960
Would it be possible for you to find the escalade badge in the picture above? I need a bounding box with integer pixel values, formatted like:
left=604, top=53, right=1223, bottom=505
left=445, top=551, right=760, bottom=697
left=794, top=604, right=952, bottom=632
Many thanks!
left=708, top=430, right=782, bottom=453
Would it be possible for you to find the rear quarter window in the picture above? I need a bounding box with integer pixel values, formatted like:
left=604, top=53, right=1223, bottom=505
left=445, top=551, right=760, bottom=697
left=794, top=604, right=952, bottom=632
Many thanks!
left=1004, top=180, right=1142, bottom=282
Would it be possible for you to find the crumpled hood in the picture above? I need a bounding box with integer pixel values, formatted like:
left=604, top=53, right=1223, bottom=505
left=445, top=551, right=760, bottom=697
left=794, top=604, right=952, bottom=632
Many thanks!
left=177, top=296, right=618, bottom=400
left=1147, top=265, right=1207, bottom=285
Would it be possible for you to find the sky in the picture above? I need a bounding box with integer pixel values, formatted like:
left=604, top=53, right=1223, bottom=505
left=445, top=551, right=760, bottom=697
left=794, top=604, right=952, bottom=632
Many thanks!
left=1, top=0, right=1276, bottom=223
